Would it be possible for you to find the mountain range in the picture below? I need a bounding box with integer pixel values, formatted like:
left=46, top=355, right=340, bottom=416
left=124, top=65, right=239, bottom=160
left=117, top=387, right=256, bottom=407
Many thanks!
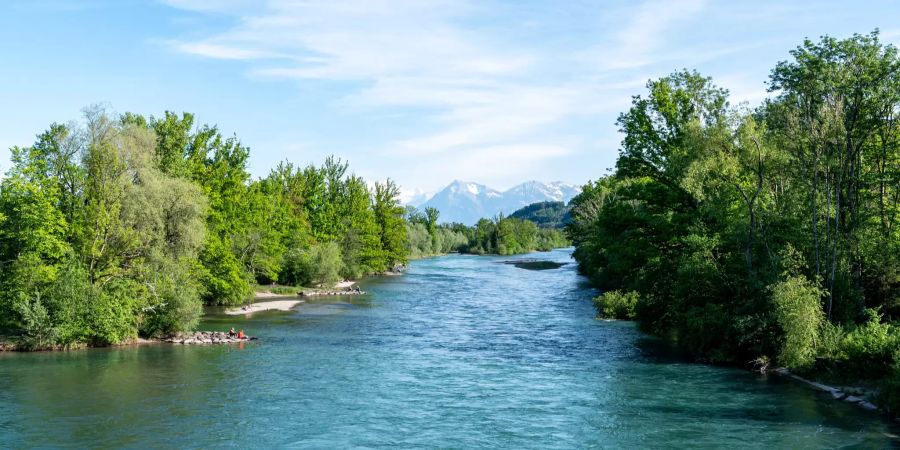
left=409, top=180, right=580, bottom=225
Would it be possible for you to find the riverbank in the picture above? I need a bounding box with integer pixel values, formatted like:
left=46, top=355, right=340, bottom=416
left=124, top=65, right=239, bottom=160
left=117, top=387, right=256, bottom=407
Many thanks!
left=225, top=299, right=305, bottom=315
left=773, top=368, right=884, bottom=413
left=229, top=281, right=368, bottom=315
left=161, top=331, right=256, bottom=344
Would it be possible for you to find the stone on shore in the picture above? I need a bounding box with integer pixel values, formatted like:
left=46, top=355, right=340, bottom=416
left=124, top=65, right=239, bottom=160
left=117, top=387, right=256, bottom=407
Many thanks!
left=163, top=331, right=255, bottom=345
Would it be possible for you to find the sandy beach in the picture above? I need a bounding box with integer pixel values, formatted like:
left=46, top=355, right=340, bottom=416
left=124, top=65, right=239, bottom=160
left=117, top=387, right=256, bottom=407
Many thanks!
left=254, top=291, right=294, bottom=299
left=224, top=300, right=304, bottom=315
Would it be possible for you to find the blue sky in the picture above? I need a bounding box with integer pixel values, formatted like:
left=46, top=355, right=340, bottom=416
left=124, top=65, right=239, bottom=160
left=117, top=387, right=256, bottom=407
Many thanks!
left=1, top=0, right=898, bottom=198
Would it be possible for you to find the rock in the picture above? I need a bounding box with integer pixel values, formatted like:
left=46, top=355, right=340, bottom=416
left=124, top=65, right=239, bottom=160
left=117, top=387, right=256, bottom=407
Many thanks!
left=858, top=401, right=878, bottom=411
left=844, top=395, right=862, bottom=404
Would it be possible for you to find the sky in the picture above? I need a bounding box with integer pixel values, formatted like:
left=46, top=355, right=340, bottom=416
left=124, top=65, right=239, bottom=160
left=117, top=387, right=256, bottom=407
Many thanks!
left=1, top=0, right=898, bottom=199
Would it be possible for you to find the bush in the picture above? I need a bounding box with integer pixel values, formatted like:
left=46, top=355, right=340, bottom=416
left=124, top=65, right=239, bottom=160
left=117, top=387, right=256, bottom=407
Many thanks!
left=817, top=321, right=846, bottom=361
left=770, top=275, right=823, bottom=370
left=198, top=237, right=251, bottom=306
left=86, top=279, right=139, bottom=345
left=280, top=242, right=344, bottom=287
left=44, top=260, right=93, bottom=346
left=839, top=311, right=900, bottom=378
left=140, top=258, right=202, bottom=337
left=593, top=290, right=639, bottom=320
left=14, top=293, right=58, bottom=350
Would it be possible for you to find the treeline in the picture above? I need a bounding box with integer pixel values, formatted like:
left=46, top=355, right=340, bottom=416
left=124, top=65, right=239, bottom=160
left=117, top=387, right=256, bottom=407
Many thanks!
left=406, top=207, right=568, bottom=257
left=405, top=207, right=469, bottom=258
left=0, top=107, right=407, bottom=349
left=568, top=32, right=900, bottom=411
left=508, top=201, right=571, bottom=229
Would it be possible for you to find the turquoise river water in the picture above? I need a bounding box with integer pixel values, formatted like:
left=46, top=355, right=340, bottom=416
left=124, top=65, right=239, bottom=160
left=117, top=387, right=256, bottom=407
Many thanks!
left=1, top=248, right=898, bottom=448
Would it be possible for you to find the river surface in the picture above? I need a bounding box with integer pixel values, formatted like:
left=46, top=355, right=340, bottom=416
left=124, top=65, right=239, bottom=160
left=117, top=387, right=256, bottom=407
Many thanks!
left=1, top=248, right=898, bottom=448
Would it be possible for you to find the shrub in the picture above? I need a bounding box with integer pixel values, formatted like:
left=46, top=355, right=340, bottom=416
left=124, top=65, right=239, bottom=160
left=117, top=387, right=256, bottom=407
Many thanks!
left=140, top=258, right=202, bottom=337
left=593, top=290, right=639, bottom=320
left=770, top=275, right=823, bottom=371
left=817, top=321, right=847, bottom=361
left=85, top=278, right=140, bottom=345
left=44, top=260, right=93, bottom=346
left=14, top=293, right=58, bottom=350
left=280, top=242, right=344, bottom=288
left=198, top=237, right=251, bottom=306
left=839, top=311, right=900, bottom=378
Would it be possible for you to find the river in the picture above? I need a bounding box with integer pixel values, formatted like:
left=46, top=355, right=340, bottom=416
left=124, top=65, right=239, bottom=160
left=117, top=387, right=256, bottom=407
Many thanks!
left=1, top=248, right=897, bottom=448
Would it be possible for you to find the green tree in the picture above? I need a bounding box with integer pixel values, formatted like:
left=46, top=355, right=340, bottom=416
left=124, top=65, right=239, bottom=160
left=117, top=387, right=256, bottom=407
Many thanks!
left=373, top=180, right=407, bottom=268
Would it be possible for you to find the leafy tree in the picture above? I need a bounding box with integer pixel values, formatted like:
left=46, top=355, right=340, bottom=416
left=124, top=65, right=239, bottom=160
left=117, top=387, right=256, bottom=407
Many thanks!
left=374, top=180, right=407, bottom=268
left=568, top=32, right=900, bottom=401
left=771, top=276, right=824, bottom=370
left=0, top=108, right=415, bottom=348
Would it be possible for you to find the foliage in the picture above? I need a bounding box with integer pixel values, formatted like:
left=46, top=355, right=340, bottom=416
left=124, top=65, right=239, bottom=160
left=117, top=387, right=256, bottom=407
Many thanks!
left=14, top=293, right=58, bottom=350
left=838, top=312, right=900, bottom=378
left=281, top=242, right=344, bottom=287
left=593, top=290, right=639, bottom=320
left=771, top=276, right=824, bottom=370
left=0, top=107, right=410, bottom=348
left=509, top=201, right=572, bottom=229
left=568, top=29, right=900, bottom=396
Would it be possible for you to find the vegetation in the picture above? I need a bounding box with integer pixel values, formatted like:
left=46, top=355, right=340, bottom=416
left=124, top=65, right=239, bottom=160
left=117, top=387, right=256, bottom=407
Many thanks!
left=509, top=201, right=571, bottom=229
left=405, top=207, right=469, bottom=258
left=568, top=31, right=900, bottom=412
left=406, top=207, right=569, bottom=257
left=509, top=202, right=572, bottom=229
left=0, top=108, right=408, bottom=348
left=593, top=290, right=639, bottom=320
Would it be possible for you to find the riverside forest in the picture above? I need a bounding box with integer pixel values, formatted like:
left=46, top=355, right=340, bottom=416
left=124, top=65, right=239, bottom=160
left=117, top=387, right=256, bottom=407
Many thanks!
left=2, top=23, right=900, bottom=448
left=0, top=109, right=565, bottom=350
left=569, top=32, right=900, bottom=415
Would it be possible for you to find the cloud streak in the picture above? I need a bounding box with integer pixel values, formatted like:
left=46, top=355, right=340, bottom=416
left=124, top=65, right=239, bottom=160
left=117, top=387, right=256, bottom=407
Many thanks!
left=160, top=0, right=783, bottom=190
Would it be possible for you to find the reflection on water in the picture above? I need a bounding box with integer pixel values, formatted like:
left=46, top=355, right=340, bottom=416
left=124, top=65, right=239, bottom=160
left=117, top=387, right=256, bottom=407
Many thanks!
left=0, top=249, right=897, bottom=448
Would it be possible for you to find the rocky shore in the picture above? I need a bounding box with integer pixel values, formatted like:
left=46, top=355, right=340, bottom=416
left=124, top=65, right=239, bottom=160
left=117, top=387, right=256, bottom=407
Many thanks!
left=774, top=368, right=880, bottom=412
left=162, top=331, right=256, bottom=345
left=298, top=288, right=366, bottom=297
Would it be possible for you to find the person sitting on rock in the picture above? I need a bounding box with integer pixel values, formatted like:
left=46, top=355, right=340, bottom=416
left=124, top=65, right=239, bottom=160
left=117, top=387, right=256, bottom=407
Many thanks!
left=237, top=329, right=245, bottom=340
left=228, top=327, right=236, bottom=338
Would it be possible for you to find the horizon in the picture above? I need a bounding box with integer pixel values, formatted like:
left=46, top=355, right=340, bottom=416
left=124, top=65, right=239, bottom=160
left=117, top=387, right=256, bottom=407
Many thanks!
left=2, top=0, right=899, bottom=194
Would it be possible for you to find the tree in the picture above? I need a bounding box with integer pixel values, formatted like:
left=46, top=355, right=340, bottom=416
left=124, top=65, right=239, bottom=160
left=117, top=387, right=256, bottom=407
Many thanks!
left=374, top=180, right=407, bottom=268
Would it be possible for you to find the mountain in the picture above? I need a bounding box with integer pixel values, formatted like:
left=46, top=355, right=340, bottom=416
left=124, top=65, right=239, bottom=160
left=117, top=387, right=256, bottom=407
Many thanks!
left=503, top=181, right=580, bottom=207
left=419, top=180, right=580, bottom=225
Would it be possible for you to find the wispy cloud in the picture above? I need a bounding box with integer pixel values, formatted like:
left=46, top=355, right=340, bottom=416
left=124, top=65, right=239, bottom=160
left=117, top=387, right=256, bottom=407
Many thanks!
left=174, top=41, right=279, bottom=60
left=159, top=0, right=765, bottom=189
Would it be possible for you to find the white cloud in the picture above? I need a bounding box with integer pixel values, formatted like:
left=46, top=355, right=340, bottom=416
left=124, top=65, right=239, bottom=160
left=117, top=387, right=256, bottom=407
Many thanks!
left=174, top=41, right=277, bottom=60
left=160, top=0, right=726, bottom=190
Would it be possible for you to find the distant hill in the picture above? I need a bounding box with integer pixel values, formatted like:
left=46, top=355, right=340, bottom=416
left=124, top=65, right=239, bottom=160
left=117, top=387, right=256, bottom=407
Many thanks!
left=418, top=180, right=580, bottom=225
left=509, top=201, right=571, bottom=229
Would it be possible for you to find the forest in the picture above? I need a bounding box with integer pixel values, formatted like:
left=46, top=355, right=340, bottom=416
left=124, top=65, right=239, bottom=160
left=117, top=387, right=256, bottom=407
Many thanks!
left=0, top=108, right=407, bottom=349
left=0, top=106, right=571, bottom=350
left=567, top=32, right=900, bottom=412
left=508, top=201, right=571, bottom=229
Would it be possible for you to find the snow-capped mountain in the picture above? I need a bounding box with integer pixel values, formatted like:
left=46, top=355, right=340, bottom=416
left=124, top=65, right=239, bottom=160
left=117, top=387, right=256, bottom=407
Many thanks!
left=503, top=181, right=581, bottom=208
left=417, top=180, right=580, bottom=225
